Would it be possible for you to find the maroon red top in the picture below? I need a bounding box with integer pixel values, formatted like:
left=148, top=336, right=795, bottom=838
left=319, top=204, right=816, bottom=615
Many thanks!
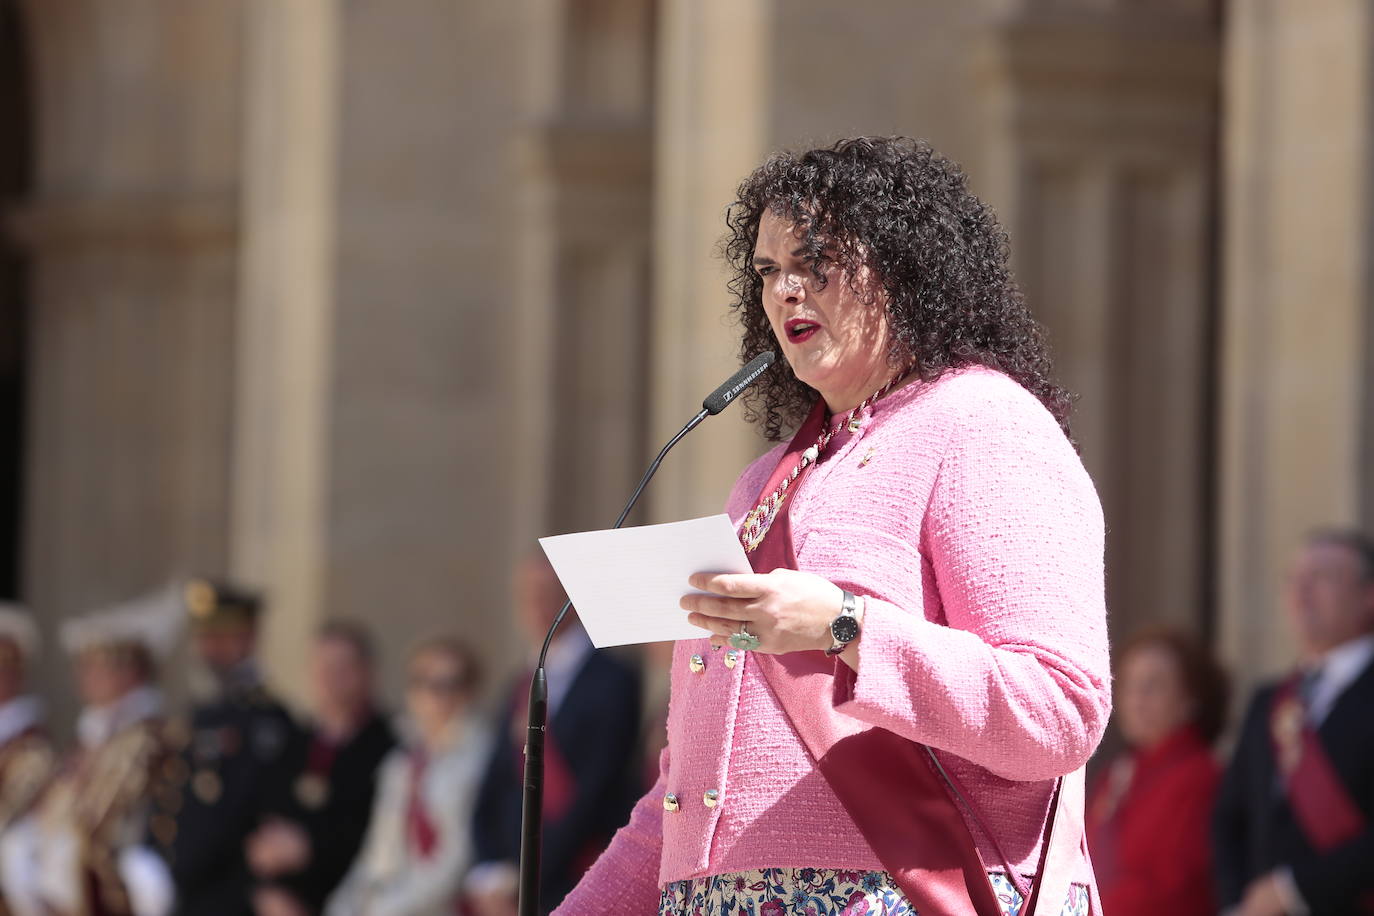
left=1086, top=725, right=1220, bottom=916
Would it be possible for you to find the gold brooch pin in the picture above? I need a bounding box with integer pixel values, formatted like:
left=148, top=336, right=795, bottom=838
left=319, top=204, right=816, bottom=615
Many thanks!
left=1271, top=697, right=1305, bottom=774
left=295, top=772, right=330, bottom=809
left=192, top=770, right=222, bottom=804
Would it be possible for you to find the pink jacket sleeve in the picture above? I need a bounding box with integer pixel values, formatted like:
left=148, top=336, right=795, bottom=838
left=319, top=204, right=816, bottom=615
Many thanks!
left=550, top=746, right=668, bottom=915
left=832, top=382, right=1111, bottom=781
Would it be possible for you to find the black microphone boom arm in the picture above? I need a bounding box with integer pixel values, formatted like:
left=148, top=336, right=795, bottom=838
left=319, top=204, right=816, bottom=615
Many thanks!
left=518, top=351, right=775, bottom=916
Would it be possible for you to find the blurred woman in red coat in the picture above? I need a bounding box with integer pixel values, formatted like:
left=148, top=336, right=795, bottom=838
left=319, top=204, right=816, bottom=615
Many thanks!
left=1087, top=628, right=1229, bottom=916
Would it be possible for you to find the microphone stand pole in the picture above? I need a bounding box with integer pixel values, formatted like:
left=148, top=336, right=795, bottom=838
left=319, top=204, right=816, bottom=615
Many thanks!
left=518, top=408, right=708, bottom=916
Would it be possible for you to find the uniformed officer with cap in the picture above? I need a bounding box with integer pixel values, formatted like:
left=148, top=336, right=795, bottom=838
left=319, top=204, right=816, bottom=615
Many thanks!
left=147, top=578, right=299, bottom=916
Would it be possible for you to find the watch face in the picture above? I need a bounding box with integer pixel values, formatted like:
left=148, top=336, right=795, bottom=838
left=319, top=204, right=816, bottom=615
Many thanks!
left=831, top=614, right=860, bottom=644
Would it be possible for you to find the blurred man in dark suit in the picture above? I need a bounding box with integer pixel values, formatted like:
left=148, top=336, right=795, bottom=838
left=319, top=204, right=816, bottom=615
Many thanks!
left=147, top=578, right=299, bottom=916
left=248, top=620, right=395, bottom=916
left=467, top=556, right=642, bottom=916
left=1215, top=528, right=1374, bottom=915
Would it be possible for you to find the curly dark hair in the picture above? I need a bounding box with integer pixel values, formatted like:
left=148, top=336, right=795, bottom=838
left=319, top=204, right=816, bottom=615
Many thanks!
left=723, top=136, right=1073, bottom=441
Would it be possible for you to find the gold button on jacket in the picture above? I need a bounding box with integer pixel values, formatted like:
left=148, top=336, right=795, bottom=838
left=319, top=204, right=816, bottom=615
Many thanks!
left=689, top=654, right=705, bottom=674
left=663, top=793, right=680, bottom=812
left=724, top=650, right=740, bottom=669
left=703, top=788, right=720, bottom=808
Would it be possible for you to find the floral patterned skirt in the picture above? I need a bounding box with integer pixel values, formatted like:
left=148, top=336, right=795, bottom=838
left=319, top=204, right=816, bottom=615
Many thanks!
left=658, top=867, right=1091, bottom=916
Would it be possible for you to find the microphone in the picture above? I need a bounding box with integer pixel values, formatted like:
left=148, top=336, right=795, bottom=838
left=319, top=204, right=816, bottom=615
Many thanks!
left=518, top=352, right=776, bottom=916
left=702, top=351, right=776, bottom=415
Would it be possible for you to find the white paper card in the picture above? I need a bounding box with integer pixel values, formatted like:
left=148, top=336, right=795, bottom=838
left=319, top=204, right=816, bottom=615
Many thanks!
left=538, top=514, right=752, bottom=648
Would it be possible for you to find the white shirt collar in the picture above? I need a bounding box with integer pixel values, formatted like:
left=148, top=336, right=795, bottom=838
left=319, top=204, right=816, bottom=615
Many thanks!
left=0, top=695, right=43, bottom=746
left=1308, top=633, right=1374, bottom=724
left=542, top=626, right=593, bottom=718
left=396, top=710, right=477, bottom=755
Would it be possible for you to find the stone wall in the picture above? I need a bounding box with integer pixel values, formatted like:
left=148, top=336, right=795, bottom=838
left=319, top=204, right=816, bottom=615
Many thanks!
left=12, top=0, right=244, bottom=724
left=2, top=0, right=1369, bottom=727
left=1217, top=0, right=1374, bottom=686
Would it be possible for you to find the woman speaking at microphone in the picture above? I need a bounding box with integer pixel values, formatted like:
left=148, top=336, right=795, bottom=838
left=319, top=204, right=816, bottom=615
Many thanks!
left=555, top=137, right=1111, bottom=916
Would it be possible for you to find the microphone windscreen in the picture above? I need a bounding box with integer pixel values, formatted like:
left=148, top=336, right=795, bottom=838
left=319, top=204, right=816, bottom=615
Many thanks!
left=702, top=351, right=776, bottom=415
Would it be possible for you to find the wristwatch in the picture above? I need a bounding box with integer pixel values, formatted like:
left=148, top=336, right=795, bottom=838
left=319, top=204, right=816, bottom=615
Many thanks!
left=825, top=590, right=862, bottom=656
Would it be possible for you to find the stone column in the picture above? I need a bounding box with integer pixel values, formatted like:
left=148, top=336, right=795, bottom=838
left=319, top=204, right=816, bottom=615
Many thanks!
left=649, top=0, right=772, bottom=524
left=529, top=0, right=656, bottom=535
left=1217, top=0, right=1373, bottom=687
left=9, top=0, right=244, bottom=723
left=303, top=0, right=523, bottom=698
left=976, top=4, right=1220, bottom=642
left=231, top=0, right=340, bottom=703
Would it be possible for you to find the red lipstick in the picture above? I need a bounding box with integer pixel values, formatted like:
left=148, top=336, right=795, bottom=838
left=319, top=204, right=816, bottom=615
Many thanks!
left=784, top=318, right=820, bottom=343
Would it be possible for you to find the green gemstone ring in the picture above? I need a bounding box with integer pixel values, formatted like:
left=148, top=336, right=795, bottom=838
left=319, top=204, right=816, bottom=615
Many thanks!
left=728, top=624, right=761, bottom=652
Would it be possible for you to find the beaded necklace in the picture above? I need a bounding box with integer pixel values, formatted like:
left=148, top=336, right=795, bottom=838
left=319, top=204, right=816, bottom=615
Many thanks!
left=738, top=369, right=911, bottom=553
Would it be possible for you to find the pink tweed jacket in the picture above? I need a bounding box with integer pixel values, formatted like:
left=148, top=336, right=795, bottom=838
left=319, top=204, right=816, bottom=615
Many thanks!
left=555, top=366, right=1111, bottom=914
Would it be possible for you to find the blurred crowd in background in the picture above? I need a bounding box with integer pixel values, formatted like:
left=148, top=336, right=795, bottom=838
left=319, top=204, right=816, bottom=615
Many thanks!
left=0, top=526, right=1370, bottom=916
left=0, top=556, right=644, bottom=916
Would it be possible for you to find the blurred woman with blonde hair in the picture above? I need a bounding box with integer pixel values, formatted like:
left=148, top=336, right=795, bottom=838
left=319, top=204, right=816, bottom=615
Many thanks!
left=326, top=636, right=492, bottom=916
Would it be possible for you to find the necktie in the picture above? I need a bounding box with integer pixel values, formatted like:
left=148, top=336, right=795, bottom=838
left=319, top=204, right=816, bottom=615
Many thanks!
left=1299, top=665, right=1323, bottom=722
left=406, top=750, right=438, bottom=858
